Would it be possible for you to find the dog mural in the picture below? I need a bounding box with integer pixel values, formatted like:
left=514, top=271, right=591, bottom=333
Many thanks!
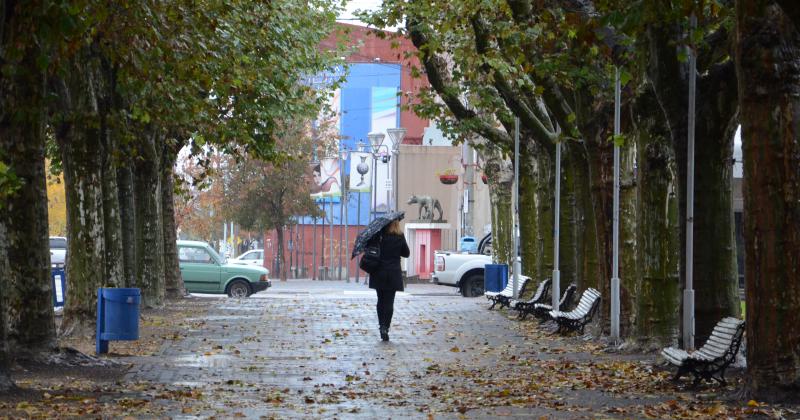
left=407, top=195, right=444, bottom=222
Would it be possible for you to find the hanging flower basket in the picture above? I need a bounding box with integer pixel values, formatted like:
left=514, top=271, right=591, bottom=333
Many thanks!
left=439, top=174, right=459, bottom=185
left=481, top=174, right=488, bottom=184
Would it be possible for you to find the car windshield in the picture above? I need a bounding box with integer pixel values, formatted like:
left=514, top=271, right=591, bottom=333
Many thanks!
left=49, top=238, right=67, bottom=249
left=207, top=246, right=225, bottom=264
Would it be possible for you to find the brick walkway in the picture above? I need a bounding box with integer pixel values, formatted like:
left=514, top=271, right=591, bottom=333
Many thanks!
left=121, top=280, right=754, bottom=419
left=125, top=281, right=541, bottom=418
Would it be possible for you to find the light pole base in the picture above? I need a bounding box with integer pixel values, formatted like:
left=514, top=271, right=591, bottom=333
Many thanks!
left=683, top=289, right=695, bottom=350
left=551, top=269, right=560, bottom=310
left=610, top=276, right=620, bottom=342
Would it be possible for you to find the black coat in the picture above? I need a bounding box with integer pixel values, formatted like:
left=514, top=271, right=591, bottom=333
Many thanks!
left=368, top=233, right=410, bottom=291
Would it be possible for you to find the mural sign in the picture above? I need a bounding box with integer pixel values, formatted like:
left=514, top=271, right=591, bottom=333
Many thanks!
left=349, top=152, right=372, bottom=192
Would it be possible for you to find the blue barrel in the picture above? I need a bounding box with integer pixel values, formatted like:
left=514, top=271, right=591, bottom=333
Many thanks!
left=484, top=264, right=509, bottom=292
left=96, top=288, right=140, bottom=354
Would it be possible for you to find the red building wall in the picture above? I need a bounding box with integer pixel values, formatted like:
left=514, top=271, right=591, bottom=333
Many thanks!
left=263, top=225, right=366, bottom=280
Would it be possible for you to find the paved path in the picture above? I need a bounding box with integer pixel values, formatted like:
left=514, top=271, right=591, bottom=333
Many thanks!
left=128, top=281, right=527, bottom=418
left=122, top=280, right=747, bottom=419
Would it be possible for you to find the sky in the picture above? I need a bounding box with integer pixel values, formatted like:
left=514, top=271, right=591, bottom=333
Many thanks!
left=337, top=0, right=396, bottom=29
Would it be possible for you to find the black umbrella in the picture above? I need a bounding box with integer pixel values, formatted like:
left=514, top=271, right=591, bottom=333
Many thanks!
left=351, top=211, right=405, bottom=258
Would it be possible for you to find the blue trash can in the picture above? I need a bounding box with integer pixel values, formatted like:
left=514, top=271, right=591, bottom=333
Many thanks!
left=459, top=236, right=477, bottom=253
left=96, top=288, right=141, bottom=354
left=484, top=264, right=509, bottom=292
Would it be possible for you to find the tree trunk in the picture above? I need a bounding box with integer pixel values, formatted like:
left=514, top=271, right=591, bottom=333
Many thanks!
left=161, top=139, right=185, bottom=299
left=632, top=87, right=680, bottom=349
left=0, top=4, right=58, bottom=355
left=561, top=142, right=592, bottom=290
left=482, top=147, right=514, bottom=266
left=276, top=226, right=287, bottom=282
left=646, top=11, right=740, bottom=345
left=54, top=51, right=110, bottom=337
left=0, top=136, right=56, bottom=350
left=99, top=69, right=124, bottom=289
left=134, top=131, right=165, bottom=308
left=584, top=125, right=615, bottom=329
left=693, top=72, right=740, bottom=343
left=519, top=141, right=555, bottom=283
left=736, top=0, right=800, bottom=402
left=618, top=138, right=638, bottom=337
left=117, top=164, right=137, bottom=288
left=0, top=222, right=17, bottom=391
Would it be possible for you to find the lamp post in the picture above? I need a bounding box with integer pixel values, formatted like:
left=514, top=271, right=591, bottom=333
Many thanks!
left=367, top=131, right=385, bottom=220
left=326, top=154, right=336, bottom=281
left=387, top=127, right=406, bottom=211
left=340, top=147, right=350, bottom=283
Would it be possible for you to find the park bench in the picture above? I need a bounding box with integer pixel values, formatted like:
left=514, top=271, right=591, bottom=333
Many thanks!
left=528, top=284, right=577, bottom=322
left=549, top=287, right=601, bottom=334
left=661, top=317, right=745, bottom=386
left=510, top=279, right=551, bottom=319
left=486, top=276, right=530, bottom=310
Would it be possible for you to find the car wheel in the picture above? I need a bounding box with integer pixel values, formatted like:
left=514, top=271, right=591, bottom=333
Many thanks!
left=461, top=274, right=484, bottom=298
left=227, top=280, right=251, bottom=298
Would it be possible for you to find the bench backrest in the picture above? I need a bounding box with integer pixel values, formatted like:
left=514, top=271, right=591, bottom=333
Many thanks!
left=558, top=284, right=577, bottom=311
left=571, top=288, right=601, bottom=317
left=529, top=278, right=551, bottom=303
left=695, top=317, right=745, bottom=362
left=502, top=276, right=530, bottom=296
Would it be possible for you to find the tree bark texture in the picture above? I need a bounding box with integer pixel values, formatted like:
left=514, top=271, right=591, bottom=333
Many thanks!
left=519, top=143, right=554, bottom=284
left=0, top=222, right=16, bottom=391
left=99, top=69, right=124, bottom=289
left=134, top=132, right=165, bottom=308
left=0, top=27, right=57, bottom=352
left=585, top=125, right=614, bottom=330
left=54, top=51, right=111, bottom=337
left=631, top=88, right=680, bottom=349
left=161, top=140, right=185, bottom=299
left=618, top=139, right=638, bottom=337
left=736, top=0, right=800, bottom=402
left=646, top=11, right=740, bottom=344
left=276, top=226, right=287, bottom=282
left=117, top=164, right=137, bottom=288
left=482, top=147, right=514, bottom=266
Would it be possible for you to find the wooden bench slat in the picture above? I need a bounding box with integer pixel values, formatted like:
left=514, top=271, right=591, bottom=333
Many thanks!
left=709, top=331, right=736, bottom=342
left=695, top=346, right=728, bottom=359
left=701, top=341, right=732, bottom=355
left=707, top=334, right=735, bottom=347
left=719, top=317, right=743, bottom=326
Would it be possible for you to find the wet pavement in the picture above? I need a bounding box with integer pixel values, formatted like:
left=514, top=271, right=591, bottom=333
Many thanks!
left=127, top=280, right=527, bottom=418
left=121, top=280, right=748, bottom=419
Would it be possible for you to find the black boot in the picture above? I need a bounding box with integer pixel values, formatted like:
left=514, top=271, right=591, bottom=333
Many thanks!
left=379, top=326, right=389, bottom=341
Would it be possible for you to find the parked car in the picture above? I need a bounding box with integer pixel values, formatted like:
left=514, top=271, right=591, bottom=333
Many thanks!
left=229, top=249, right=266, bottom=271
left=431, top=233, right=525, bottom=297
left=176, top=240, right=271, bottom=297
left=432, top=233, right=492, bottom=297
left=49, top=236, right=67, bottom=266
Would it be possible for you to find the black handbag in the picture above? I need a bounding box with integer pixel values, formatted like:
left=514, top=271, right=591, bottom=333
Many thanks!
left=359, top=235, right=382, bottom=274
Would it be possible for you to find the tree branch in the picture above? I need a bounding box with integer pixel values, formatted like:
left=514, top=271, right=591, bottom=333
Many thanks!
left=776, top=0, right=800, bottom=28
left=406, top=17, right=513, bottom=149
left=470, top=14, right=556, bottom=144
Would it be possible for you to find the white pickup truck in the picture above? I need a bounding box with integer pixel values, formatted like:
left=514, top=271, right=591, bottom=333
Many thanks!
left=432, top=234, right=493, bottom=297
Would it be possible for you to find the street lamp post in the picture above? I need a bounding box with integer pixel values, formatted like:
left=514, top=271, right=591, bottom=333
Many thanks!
left=327, top=155, right=335, bottom=281
left=387, top=127, right=406, bottom=211
left=340, top=147, right=350, bottom=283
left=367, top=131, right=386, bottom=219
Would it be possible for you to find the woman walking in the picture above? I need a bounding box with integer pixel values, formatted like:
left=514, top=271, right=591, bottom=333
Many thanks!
left=368, top=220, right=410, bottom=341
